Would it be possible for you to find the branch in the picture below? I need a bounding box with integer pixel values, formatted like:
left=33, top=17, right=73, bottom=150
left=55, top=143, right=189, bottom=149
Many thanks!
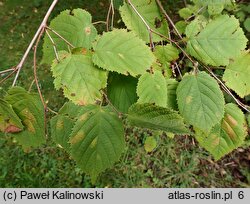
left=45, top=26, right=75, bottom=48
left=0, top=67, right=15, bottom=75
left=202, top=64, right=250, bottom=113
left=155, top=0, right=183, bottom=40
left=45, top=29, right=59, bottom=62
left=127, top=0, right=154, bottom=50
left=12, top=0, right=59, bottom=86
left=106, top=0, right=115, bottom=31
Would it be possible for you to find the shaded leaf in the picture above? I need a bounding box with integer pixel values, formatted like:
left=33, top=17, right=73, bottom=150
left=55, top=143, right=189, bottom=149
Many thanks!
left=107, top=73, right=138, bottom=113
left=128, top=103, right=189, bottom=134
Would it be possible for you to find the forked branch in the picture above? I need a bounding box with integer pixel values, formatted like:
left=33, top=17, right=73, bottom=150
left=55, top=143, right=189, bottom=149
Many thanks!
left=12, top=0, right=59, bottom=86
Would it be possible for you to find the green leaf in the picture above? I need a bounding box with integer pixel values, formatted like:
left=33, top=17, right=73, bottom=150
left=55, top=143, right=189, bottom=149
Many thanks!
left=107, top=73, right=138, bottom=113
left=179, top=7, right=193, bottom=19
left=5, top=87, right=45, bottom=149
left=119, top=0, right=169, bottom=43
left=244, top=18, right=250, bottom=32
left=51, top=52, right=107, bottom=105
left=193, top=0, right=235, bottom=15
left=128, top=103, right=189, bottom=134
left=176, top=71, right=225, bottom=132
left=144, top=136, right=157, bottom=153
left=186, top=15, right=247, bottom=66
left=92, top=29, right=155, bottom=77
left=152, top=44, right=179, bottom=78
left=175, top=21, right=188, bottom=35
left=42, top=9, right=97, bottom=64
left=0, top=99, right=23, bottom=133
left=223, top=52, right=250, bottom=98
left=70, top=105, right=125, bottom=181
left=58, top=101, right=81, bottom=118
left=50, top=102, right=80, bottom=151
left=166, top=79, right=179, bottom=110
left=50, top=115, right=73, bottom=152
left=195, top=103, right=248, bottom=160
left=153, top=44, right=179, bottom=65
left=137, top=71, right=167, bottom=107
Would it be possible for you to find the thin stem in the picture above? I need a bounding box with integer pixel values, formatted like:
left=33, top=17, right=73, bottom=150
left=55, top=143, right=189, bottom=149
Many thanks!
left=45, top=26, right=75, bottom=48
left=12, top=0, right=59, bottom=86
left=93, top=21, right=107, bottom=25
left=33, top=28, right=47, bottom=111
left=0, top=68, right=15, bottom=75
left=174, top=62, right=183, bottom=78
left=127, top=0, right=154, bottom=50
left=0, top=70, right=16, bottom=84
left=202, top=65, right=250, bottom=112
left=106, top=0, right=115, bottom=31
left=28, top=79, right=35, bottom=92
left=156, top=0, right=183, bottom=40
left=101, top=90, right=122, bottom=117
left=45, top=29, right=59, bottom=62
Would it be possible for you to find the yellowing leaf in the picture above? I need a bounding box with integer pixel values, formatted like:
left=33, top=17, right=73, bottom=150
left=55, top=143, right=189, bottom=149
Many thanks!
left=195, top=103, right=248, bottom=160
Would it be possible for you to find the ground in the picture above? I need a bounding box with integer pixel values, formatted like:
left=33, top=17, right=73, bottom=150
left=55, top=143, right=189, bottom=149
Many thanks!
left=0, top=0, right=249, bottom=187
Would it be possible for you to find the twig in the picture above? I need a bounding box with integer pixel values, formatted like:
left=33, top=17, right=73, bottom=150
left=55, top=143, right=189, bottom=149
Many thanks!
left=0, top=67, right=15, bottom=75
left=101, top=90, right=122, bottom=117
left=174, top=62, right=183, bottom=78
left=33, top=27, right=47, bottom=111
left=127, top=0, right=154, bottom=50
left=93, top=21, right=107, bottom=25
left=12, top=0, right=59, bottom=86
left=45, top=29, right=59, bottom=62
left=106, top=0, right=115, bottom=31
left=202, top=64, right=250, bottom=112
left=0, top=70, right=16, bottom=84
left=151, top=29, right=196, bottom=65
left=28, top=79, right=35, bottom=92
left=45, top=26, right=75, bottom=48
left=156, top=0, right=183, bottom=40
left=47, top=107, right=58, bottom=115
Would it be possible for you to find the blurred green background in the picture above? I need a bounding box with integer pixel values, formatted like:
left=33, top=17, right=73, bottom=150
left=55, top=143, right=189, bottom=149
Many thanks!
left=0, top=0, right=249, bottom=187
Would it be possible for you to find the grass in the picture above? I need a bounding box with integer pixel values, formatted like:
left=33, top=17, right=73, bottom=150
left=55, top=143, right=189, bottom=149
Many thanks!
left=0, top=0, right=249, bottom=188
